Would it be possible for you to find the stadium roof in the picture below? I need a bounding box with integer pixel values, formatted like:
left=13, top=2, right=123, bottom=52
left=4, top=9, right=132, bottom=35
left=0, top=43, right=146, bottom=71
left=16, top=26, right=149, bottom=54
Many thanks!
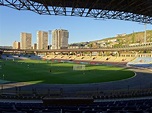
left=0, top=0, right=152, bottom=24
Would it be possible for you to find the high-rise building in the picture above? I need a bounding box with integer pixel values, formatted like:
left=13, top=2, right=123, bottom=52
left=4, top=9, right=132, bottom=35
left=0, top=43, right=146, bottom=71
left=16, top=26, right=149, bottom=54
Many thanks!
left=13, top=41, right=20, bottom=49
left=37, top=31, right=48, bottom=50
left=52, top=29, right=69, bottom=49
left=20, top=32, right=32, bottom=49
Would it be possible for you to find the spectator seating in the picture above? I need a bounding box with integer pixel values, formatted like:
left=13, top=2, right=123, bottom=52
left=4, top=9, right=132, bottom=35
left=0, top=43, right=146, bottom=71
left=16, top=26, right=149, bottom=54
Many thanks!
left=127, top=57, right=152, bottom=68
left=43, top=54, right=137, bottom=66
left=1, top=54, right=43, bottom=60
left=0, top=98, right=152, bottom=113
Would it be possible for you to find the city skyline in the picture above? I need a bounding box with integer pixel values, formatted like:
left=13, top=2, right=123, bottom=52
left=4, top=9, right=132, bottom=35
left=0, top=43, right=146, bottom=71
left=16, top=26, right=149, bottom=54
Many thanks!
left=11, top=29, right=69, bottom=50
left=0, top=6, right=152, bottom=46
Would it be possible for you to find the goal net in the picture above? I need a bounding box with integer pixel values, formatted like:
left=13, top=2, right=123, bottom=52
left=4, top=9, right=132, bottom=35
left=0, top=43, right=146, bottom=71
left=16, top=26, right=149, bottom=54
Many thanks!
left=6, top=58, right=14, bottom=61
left=73, top=65, right=85, bottom=71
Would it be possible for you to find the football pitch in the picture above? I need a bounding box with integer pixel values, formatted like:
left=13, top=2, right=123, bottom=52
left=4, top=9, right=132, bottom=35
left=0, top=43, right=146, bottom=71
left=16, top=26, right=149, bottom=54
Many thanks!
left=0, top=59, right=135, bottom=84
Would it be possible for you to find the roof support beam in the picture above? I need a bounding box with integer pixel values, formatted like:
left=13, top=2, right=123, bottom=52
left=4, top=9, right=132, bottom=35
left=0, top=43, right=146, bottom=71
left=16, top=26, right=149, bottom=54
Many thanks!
left=0, top=0, right=152, bottom=24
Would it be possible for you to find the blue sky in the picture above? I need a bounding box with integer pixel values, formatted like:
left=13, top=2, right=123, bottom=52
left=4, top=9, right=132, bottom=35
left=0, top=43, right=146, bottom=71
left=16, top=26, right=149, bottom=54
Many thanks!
left=0, top=6, right=152, bottom=46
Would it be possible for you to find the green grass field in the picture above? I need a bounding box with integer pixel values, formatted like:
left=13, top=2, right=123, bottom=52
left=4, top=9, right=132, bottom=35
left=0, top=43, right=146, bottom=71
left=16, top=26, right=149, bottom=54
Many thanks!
left=0, top=59, right=135, bottom=84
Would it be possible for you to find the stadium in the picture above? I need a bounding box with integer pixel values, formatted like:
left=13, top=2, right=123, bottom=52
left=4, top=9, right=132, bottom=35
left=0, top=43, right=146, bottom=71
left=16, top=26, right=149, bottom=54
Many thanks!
left=0, top=44, right=152, bottom=112
left=0, top=0, right=152, bottom=113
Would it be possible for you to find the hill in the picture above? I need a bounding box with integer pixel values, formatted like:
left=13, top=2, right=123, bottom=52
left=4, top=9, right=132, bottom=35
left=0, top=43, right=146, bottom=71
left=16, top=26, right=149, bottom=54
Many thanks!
left=69, top=30, right=152, bottom=48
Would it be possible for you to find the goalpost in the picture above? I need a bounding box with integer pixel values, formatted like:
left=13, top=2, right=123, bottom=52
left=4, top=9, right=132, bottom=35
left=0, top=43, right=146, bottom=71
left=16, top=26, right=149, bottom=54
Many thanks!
left=73, top=65, right=86, bottom=71
left=5, top=58, right=14, bottom=61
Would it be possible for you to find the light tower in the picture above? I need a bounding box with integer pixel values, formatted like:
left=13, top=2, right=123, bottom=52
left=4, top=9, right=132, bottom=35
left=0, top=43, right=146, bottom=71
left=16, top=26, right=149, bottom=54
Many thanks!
left=144, top=23, right=147, bottom=44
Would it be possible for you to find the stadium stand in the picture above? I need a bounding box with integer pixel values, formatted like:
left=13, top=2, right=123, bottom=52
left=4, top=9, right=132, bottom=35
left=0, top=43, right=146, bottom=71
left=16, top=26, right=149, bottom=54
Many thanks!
left=1, top=53, right=152, bottom=113
left=127, top=57, right=152, bottom=68
left=1, top=54, right=43, bottom=60
left=42, top=54, right=137, bottom=66
left=0, top=98, right=152, bottom=112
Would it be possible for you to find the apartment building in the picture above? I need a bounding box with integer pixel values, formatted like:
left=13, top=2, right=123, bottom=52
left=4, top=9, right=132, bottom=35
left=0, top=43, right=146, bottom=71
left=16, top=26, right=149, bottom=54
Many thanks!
left=20, top=32, right=32, bottom=49
left=13, top=41, right=20, bottom=49
left=37, top=31, right=48, bottom=50
left=52, top=29, right=69, bottom=49
left=33, top=43, right=37, bottom=50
